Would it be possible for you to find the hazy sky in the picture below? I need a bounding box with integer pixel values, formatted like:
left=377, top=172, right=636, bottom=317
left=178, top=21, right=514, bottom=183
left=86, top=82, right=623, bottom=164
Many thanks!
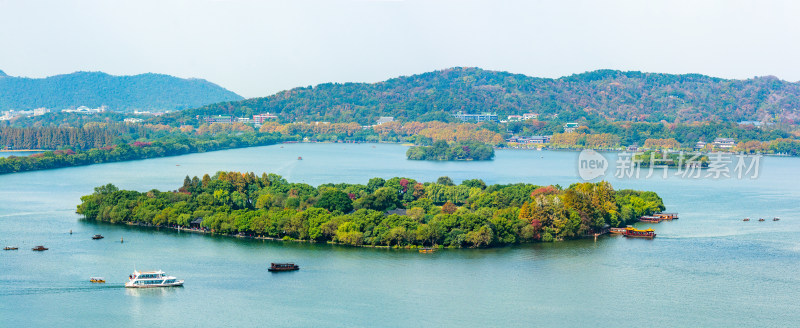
left=1, top=0, right=798, bottom=98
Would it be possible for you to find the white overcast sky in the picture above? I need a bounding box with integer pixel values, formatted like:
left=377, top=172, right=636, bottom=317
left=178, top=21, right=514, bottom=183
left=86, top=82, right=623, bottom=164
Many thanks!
left=0, top=0, right=798, bottom=98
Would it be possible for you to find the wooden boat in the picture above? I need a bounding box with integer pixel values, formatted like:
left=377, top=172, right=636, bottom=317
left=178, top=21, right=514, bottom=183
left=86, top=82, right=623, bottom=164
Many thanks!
left=773, top=217, right=780, bottom=221
left=622, top=227, right=656, bottom=239
left=743, top=218, right=750, bottom=221
left=90, top=277, right=106, bottom=283
left=32, top=245, right=48, bottom=251
left=639, top=216, right=662, bottom=223
left=654, top=213, right=679, bottom=220
left=3, top=246, right=18, bottom=250
left=268, top=263, right=299, bottom=272
left=609, top=227, right=627, bottom=234
left=419, top=248, right=435, bottom=253
left=92, top=234, right=104, bottom=240
left=758, top=218, right=765, bottom=222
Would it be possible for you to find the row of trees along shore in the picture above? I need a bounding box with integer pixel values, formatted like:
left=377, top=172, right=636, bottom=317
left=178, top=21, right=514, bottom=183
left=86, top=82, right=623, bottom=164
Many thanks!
left=0, top=132, right=294, bottom=174
left=77, top=172, right=665, bottom=248
left=4, top=119, right=800, bottom=154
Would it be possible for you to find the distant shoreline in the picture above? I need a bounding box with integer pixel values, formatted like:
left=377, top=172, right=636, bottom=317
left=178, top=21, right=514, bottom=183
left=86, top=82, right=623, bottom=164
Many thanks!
left=0, top=149, right=44, bottom=152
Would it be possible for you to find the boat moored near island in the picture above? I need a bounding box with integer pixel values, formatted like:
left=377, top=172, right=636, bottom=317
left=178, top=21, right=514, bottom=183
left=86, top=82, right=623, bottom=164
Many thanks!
left=268, top=263, right=300, bottom=272
left=622, top=227, right=656, bottom=238
left=125, top=270, right=184, bottom=288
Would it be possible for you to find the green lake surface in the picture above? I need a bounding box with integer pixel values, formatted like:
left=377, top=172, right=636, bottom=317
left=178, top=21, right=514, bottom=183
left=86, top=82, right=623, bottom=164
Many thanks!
left=1, top=143, right=799, bottom=327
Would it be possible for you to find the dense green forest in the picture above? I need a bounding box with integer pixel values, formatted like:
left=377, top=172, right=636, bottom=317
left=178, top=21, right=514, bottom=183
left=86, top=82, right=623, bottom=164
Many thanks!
left=77, top=172, right=665, bottom=247
left=152, top=67, right=800, bottom=125
left=0, top=133, right=293, bottom=174
left=0, top=70, right=242, bottom=111
left=407, top=140, right=494, bottom=161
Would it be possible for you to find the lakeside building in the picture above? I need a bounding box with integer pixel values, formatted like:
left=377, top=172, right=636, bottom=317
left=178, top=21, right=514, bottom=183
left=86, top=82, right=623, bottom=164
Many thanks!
left=713, top=138, right=736, bottom=149
left=133, top=110, right=167, bottom=116
left=33, top=108, right=50, bottom=116
left=0, top=110, right=34, bottom=120
left=63, top=105, right=106, bottom=113
left=507, top=135, right=551, bottom=144
left=375, top=116, right=394, bottom=125
left=253, top=113, right=278, bottom=124
left=695, top=141, right=707, bottom=150
left=507, top=115, right=523, bottom=121
left=124, top=118, right=143, bottom=124
left=200, top=115, right=234, bottom=124
left=522, top=113, right=539, bottom=120
left=737, top=121, right=763, bottom=127
left=563, top=122, right=580, bottom=133
left=453, top=111, right=498, bottom=122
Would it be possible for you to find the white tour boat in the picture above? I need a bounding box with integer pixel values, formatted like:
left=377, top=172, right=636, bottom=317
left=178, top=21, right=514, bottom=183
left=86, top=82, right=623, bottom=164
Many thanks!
left=125, top=270, right=184, bottom=288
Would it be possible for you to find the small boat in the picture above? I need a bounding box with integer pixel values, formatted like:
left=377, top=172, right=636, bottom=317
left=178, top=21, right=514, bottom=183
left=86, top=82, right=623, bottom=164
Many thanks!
left=268, top=263, right=299, bottom=272
left=758, top=218, right=765, bottom=222
left=639, top=216, right=662, bottom=223
left=419, top=248, right=435, bottom=253
left=622, top=227, right=656, bottom=239
left=743, top=218, right=750, bottom=222
left=773, top=217, right=780, bottom=221
left=297, top=156, right=302, bottom=160
left=125, top=270, right=184, bottom=288
left=32, top=245, right=48, bottom=251
left=90, top=277, right=106, bottom=283
left=3, top=246, right=18, bottom=250
left=92, top=234, right=104, bottom=240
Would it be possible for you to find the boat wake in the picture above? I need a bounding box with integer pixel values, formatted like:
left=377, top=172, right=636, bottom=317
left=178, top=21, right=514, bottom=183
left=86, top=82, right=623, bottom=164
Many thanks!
left=0, top=210, right=64, bottom=218
left=0, top=284, right=125, bottom=296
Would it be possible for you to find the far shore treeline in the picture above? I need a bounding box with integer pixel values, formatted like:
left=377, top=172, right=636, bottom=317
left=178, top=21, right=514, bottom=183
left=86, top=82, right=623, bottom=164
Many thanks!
left=0, top=131, right=294, bottom=174
left=77, top=172, right=665, bottom=248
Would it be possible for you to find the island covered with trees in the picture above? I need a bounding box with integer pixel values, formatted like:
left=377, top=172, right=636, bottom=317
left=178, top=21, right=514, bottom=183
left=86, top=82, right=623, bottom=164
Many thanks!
left=77, top=172, right=665, bottom=248
left=406, top=140, right=494, bottom=161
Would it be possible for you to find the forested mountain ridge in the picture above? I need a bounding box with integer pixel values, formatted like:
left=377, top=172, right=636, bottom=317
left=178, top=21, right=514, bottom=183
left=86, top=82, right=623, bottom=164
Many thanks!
left=171, top=67, right=800, bottom=125
left=0, top=70, right=243, bottom=112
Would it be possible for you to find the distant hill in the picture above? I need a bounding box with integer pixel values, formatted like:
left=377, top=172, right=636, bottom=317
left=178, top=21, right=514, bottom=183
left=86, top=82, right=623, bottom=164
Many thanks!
left=166, top=67, right=800, bottom=125
left=0, top=71, right=243, bottom=112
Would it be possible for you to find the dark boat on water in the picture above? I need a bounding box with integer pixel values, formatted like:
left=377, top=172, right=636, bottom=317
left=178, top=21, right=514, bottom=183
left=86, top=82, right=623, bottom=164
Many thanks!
left=3, top=246, right=18, bottom=250
left=32, top=245, right=48, bottom=251
left=268, top=263, right=299, bottom=272
left=92, top=234, right=104, bottom=240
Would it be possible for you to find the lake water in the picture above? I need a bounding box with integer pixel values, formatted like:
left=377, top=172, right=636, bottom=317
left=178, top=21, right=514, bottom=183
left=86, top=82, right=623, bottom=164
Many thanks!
left=0, top=151, right=42, bottom=158
left=2, top=143, right=799, bottom=327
